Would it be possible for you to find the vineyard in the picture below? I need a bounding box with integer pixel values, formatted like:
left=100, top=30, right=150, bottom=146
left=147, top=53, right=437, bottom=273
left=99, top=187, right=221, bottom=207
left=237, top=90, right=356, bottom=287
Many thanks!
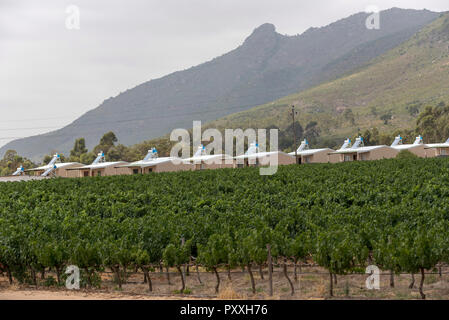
left=1, top=158, right=449, bottom=299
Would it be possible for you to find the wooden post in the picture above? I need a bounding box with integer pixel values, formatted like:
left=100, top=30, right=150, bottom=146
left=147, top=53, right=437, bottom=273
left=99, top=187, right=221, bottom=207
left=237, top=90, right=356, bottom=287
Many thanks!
left=181, top=237, right=186, bottom=279
left=267, top=244, right=273, bottom=297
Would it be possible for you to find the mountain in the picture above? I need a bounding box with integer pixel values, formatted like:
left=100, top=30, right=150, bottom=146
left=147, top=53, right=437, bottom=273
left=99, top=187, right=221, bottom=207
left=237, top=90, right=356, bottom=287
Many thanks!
left=1, top=8, right=439, bottom=161
left=205, top=12, right=449, bottom=148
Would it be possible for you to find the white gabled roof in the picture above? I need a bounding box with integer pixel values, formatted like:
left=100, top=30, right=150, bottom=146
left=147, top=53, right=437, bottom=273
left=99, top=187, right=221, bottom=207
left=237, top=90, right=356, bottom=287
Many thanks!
left=392, top=144, right=426, bottom=150
left=183, top=154, right=234, bottom=162
left=331, top=145, right=388, bottom=154
left=425, top=143, right=449, bottom=148
left=234, top=151, right=294, bottom=160
left=26, top=162, right=82, bottom=172
left=289, top=148, right=333, bottom=156
left=117, top=157, right=179, bottom=168
left=71, top=161, right=127, bottom=170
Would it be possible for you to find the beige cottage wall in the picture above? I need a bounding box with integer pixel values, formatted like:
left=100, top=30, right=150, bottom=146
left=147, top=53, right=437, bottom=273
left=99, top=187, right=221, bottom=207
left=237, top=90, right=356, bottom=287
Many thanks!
left=55, top=168, right=67, bottom=177
left=100, top=166, right=130, bottom=176
left=279, top=153, right=296, bottom=165
left=328, top=153, right=341, bottom=163
left=190, top=158, right=235, bottom=170
left=439, top=147, right=449, bottom=156
left=364, top=147, right=399, bottom=161
left=401, top=145, right=427, bottom=158
left=305, top=150, right=334, bottom=164
left=154, top=161, right=194, bottom=173
left=65, top=169, right=82, bottom=178
left=335, top=152, right=357, bottom=162
left=426, top=147, right=449, bottom=158
left=202, top=162, right=235, bottom=170
left=56, top=164, right=85, bottom=178
left=120, top=167, right=136, bottom=175
left=233, top=153, right=295, bottom=168
left=29, top=164, right=82, bottom=178
left=256, top=153, right=295, bottom=166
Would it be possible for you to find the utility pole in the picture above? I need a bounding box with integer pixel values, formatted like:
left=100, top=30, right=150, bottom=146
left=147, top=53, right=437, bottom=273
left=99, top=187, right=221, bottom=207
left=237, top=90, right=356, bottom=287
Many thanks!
left=290, top=105, right=299, bottom=164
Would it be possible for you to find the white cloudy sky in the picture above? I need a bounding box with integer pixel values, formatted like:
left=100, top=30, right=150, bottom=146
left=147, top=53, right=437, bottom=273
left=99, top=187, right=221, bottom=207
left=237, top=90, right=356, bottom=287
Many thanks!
left=1, top=0, right=448, bottom=149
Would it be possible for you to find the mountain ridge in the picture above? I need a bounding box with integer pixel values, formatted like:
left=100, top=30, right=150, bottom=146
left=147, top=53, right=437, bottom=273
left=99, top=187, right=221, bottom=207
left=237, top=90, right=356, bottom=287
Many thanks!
left=1, top=8, right=440, bottom=161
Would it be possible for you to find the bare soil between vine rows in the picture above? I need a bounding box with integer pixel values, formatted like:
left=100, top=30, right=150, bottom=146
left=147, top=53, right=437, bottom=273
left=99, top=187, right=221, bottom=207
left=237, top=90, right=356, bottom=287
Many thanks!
left=1, top=266, right=449, bottom=300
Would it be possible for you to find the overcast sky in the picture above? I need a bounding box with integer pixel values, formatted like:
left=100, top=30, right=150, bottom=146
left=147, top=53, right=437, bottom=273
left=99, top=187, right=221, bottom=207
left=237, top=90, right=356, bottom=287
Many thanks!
left=1, top=0, right=449, bottom=149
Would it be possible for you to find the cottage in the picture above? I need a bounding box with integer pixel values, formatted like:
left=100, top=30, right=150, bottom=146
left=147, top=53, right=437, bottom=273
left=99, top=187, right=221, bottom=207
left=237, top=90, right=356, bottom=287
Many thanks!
left=66, top=152, right=129, bottom=177
left=424, top=138, right=449, bottom=157
left=330, top=137, right=399, bottom=162
left=288, top=139, right=335, bottom=164
left=25, top=154, right=82, bottom=177
left=391, top=135, right=428, bottom=157
left=116, top=148, right=194, bottom=173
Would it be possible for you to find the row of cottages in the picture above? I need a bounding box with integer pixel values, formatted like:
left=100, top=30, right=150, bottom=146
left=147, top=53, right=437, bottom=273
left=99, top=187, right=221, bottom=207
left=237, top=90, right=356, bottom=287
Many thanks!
left=328, top=135, right=449, bottom=162
left=18, top=136, right=449, bottom=179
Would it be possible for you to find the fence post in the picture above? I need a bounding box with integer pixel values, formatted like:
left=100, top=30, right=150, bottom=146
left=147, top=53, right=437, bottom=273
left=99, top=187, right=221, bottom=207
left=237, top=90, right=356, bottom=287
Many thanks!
left=181, top=237, right=186, bottom=279
left=267, top=244, right=273, bottom=297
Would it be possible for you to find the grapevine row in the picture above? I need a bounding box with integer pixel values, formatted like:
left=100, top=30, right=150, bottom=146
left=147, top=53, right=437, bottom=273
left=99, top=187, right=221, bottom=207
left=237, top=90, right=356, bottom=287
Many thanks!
left=1, top=158, right=449, bottom=298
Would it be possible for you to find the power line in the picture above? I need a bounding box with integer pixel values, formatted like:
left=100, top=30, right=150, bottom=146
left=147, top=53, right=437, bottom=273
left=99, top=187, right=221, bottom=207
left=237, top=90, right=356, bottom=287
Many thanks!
left=0, top=100, right=292, bottom=141
left=0, top=115, right=77, bottom=124
left=0, top=85, right=297, bottom=137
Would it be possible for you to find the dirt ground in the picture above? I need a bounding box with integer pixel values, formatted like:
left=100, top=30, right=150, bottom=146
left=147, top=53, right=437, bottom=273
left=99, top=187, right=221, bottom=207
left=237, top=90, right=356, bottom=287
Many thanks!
left=1, top=265, right=449, bottom=300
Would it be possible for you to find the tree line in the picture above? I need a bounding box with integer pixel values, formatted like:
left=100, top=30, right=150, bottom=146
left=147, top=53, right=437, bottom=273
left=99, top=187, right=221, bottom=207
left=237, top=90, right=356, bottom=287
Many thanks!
left=1, top=101, right=449, bottom=175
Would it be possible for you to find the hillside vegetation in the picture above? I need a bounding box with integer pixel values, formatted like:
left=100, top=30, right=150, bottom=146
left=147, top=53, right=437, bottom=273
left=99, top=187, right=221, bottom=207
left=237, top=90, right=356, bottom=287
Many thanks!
left=205, top=13, right=449, bottom=148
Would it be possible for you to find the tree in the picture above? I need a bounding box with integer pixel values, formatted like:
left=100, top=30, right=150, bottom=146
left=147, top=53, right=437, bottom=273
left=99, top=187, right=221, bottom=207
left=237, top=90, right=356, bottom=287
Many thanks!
left=304, top=121, right=321, bottom=145
left=80, top=152, right=96, bottom=165
left=107, top=144, right=135, bottom=162
left=69, top=138, right=88, bottom=162
left=380, top=112, right=393, bottom=125
left=0, top=150, right=35, bottom=176
left=416, top=105, right=449, bottom=143
left=406, top=101, right=422, bottom=117
left=93, top=131, right=118, bottom=155
left=278, top=122, right=303, bottom=151
left=42, top=153, right=65, bottom=165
